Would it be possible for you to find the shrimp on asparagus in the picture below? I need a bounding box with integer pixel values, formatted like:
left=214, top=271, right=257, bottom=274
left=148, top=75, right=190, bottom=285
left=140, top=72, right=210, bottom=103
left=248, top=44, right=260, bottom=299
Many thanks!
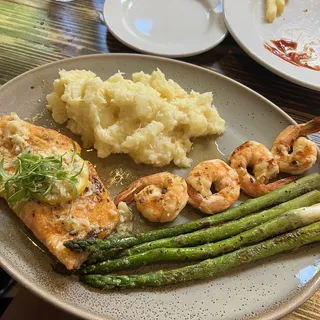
left=186, top=159, right=240, bottom=214
left=114, top=172, right=188, bottom=223
left=271, top=117, right=320, bottom=174
left=229, top=141, right=295, bottom=198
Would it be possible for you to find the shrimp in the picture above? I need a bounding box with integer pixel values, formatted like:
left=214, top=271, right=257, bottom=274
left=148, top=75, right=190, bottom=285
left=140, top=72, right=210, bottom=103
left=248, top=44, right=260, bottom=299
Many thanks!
left=271, top=117, right=320, bottom=174
left=229, top=141, right=295, bottom=198
left=186, top=159, right=240, bottom=214
left=114, top=172, right=188, bottom=223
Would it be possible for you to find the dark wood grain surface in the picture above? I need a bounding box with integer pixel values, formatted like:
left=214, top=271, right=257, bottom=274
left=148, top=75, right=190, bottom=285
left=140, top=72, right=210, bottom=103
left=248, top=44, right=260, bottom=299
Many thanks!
left=0, top=0, right=319, bottom=319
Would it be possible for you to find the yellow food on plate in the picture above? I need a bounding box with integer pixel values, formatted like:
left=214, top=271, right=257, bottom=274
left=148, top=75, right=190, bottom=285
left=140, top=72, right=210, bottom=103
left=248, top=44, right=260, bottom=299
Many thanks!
left=266, top=0, right=286, bottom=23
left=47, top=69, right=225, bottom=167
left=0, top=114, right=119, bottom=269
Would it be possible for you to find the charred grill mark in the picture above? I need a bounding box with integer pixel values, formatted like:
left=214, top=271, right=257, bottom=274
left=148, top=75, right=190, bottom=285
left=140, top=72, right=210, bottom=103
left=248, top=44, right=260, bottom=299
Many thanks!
left=230, top=142, right=248, bottom=157
left=92, top=177, right=104, bottom=194
left=199, top=221, right=212, bottom=228
left=86, top=229, right=100, bottom=238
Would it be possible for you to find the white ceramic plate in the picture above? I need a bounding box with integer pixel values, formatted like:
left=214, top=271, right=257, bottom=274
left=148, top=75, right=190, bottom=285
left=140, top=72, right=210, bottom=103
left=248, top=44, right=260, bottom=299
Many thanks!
left=0, top=54, right=319, bottom=320
left=224, top=0, right=320, bottom=91
left=103, top=0, right=228, bottom=57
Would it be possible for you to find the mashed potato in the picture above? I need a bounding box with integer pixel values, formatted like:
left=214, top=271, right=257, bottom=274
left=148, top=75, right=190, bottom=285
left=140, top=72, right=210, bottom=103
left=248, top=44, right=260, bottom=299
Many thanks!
left=47, top=69, right=225, bottom=167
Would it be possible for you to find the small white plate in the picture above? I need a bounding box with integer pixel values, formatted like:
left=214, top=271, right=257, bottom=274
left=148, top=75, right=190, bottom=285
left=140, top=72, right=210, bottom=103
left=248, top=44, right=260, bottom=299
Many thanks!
left=103, top=0, right=228, bottom=57
left=224, top=0, right=320, bottom=91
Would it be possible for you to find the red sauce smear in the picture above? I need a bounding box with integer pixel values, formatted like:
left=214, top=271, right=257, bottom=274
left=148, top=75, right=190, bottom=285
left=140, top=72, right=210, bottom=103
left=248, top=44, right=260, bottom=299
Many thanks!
left=264, top=38, right=320, bottom=71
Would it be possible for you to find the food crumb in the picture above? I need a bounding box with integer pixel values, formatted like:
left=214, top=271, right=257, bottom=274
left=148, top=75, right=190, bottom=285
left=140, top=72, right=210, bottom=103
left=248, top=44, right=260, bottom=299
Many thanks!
left=110, top=202, right=133, bottom=238
left=28, top=109, right=47, bottom=123
left=303, top=9, right=308, bottom=12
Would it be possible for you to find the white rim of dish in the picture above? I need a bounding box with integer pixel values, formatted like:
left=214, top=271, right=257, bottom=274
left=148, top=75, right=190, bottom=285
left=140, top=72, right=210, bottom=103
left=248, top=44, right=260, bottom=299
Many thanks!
left=222, top=1, right=320, bottom=91
left=1, top=53, right=319, bottom=320
left=103, top=1, right=228, bottom=58
left=223, top=1, right=320, bottom=92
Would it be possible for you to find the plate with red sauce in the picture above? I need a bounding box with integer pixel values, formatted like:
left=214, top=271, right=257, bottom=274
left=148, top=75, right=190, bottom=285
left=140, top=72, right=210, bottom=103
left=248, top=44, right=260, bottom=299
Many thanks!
left=224, top=0, right=320, bottom=91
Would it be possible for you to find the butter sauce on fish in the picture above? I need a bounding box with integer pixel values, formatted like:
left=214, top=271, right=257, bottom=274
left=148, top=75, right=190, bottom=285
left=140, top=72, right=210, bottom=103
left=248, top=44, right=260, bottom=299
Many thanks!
left=0, top=114, right=119, bottom=270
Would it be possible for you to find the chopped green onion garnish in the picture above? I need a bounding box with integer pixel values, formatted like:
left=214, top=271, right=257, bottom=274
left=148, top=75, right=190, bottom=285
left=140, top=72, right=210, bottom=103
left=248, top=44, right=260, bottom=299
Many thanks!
left=0, top=142, right=84, bottom=207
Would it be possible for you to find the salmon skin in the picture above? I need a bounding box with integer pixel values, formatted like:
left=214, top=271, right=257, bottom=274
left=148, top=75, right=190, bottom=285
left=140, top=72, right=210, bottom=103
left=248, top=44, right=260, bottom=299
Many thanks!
left=0, top=114, right=119, bottom=270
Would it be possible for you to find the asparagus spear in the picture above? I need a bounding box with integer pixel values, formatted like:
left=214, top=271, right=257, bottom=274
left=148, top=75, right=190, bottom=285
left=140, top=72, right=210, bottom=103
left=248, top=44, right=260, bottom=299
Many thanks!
left=65, top=174, right=320, bottom=252
left=85, top=190, right=320, bottom=264
left=83, top=220, right=320, bottom=289
left=81, top=203, right=320, bottom=274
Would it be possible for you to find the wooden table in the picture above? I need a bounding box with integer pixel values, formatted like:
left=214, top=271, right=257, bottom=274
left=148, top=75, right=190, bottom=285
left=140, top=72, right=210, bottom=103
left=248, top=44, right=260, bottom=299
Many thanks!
left=0, top=1, right=319, bottom=319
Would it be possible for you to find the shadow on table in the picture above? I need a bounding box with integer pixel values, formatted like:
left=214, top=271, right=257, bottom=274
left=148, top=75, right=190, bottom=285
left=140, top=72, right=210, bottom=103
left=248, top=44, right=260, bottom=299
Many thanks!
left=106, top=30, right=136, bottom=54
left=0, top=268, right=15, bottom=317
left=1, top=288, right=81, bottom=320
left=105, top=29, right=232, bottom=61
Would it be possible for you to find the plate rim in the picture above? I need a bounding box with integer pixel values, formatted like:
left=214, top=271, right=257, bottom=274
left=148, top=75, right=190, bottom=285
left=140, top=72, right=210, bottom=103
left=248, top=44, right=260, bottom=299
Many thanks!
left=1, top=53, right=319, bottom=320
left=103, top=0, right=228, bottom=58
left=223, top=0, right=320, bottom=92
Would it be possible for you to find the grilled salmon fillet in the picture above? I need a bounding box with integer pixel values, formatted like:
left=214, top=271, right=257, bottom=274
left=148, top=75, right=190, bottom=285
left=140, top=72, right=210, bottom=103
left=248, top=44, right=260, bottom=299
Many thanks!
left=0, top=114, right=119, bottom=269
